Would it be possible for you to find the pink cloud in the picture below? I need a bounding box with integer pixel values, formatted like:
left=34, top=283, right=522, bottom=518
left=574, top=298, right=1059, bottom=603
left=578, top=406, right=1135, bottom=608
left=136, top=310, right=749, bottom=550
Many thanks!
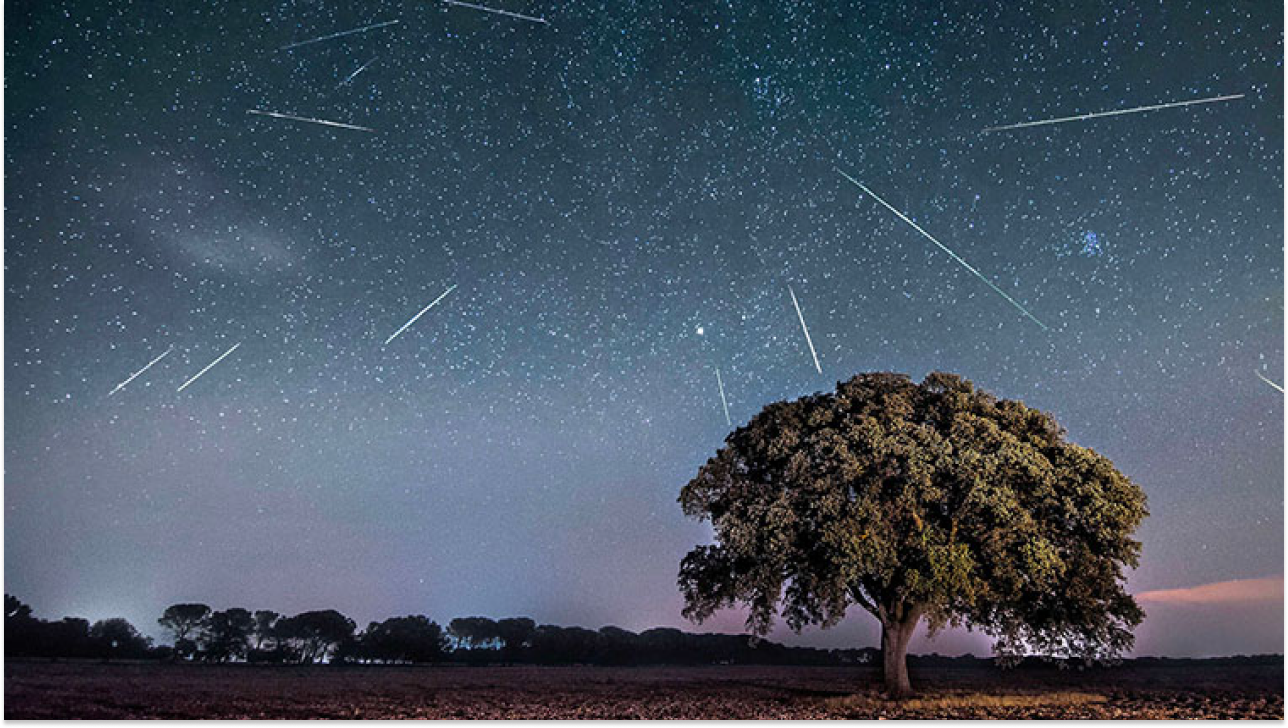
left=1136, top=575, right=1284, bottom=605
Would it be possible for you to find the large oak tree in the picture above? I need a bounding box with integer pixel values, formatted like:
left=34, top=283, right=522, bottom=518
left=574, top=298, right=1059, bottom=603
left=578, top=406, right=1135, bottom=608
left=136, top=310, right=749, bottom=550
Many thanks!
left=678, top=372, right=1147, bottom=696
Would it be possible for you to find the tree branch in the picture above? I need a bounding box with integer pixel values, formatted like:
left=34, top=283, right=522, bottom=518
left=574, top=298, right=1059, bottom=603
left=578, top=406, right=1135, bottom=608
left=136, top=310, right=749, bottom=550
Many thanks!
left=850, top=586, right=878, bottom=617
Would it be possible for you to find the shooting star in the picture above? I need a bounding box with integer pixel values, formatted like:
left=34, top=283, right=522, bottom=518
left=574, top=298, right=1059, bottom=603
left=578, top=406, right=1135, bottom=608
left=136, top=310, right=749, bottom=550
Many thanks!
left=281, top=19, right=400, bottom=51
left=108, top=346, right=173, bottom=396
left=715, top=367, right=732, bottom=427
left=385, top=285, right=458, bottom=346
left=836, top=169, right=1049, bottom=331
left=247, top=109, right=376, bottom=133
left=177, top=343, right=243, bottom=393
left=337, top=57, right=377, bottom=88
left=982, top=93, right=1244, bottom=134
left=788, top=285, right=822, bottom=374
left=440, top=0, right=548, bottom=25
left=1254, top=370, right=1285, bottom=394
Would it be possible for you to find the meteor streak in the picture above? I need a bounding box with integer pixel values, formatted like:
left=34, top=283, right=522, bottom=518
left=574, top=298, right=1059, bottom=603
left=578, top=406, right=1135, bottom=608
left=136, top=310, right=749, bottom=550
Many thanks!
left=385, top=285, right=458, bottom=346
left=338, top=57, right=377, bottom=87
left=108, top=346, right=173, bottom=396
left=981, top=93, right=1244, bottom=133
left=715, top=367, right=732, bottom=427
left=280, top=19, right=400, bottom=51
left=177, top=343, right=242, bottom=393
left=247, top=109, right=376, bottom=133
left=439, top=0, right=547, bottom=24
left=788, top=285, right=822, bottom=374
left=837, top=169, right=1049, bottom=331
left=1254, top=370, right=1285, bottom=394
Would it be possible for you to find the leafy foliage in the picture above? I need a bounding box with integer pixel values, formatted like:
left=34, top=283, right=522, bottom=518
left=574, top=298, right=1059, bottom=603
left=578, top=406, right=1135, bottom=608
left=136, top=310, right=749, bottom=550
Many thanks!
left=88, top=618, right=153, bottom=659
left=356, top=615, right=450, bottom=663
left=679, top=372, right=1147, bottom=665
left=6, top=596, right=158, bottom=660
left=448, top=616, right=502, bottom=649
left=252, top=610, right=280, bottom=650
left=275, top=610, right=356, bottom=663
left=205, top=608, right=255, bottom=662
left=158, top=603, right=212, bottom=654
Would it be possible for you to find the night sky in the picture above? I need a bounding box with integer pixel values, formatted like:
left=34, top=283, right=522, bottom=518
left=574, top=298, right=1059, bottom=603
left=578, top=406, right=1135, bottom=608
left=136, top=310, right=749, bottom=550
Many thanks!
left=5, top=0, right=1283, bottom=657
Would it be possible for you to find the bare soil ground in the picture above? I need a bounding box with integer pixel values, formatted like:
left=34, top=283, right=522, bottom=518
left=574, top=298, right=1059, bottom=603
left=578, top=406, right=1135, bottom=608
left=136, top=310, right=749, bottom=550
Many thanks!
left=5, top=660, right=1282, bottom=719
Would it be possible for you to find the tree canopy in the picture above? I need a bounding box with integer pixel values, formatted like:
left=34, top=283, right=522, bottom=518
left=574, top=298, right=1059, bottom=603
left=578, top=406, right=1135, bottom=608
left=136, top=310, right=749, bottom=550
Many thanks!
left=252, top=610, right=280, bottom=650
left=6, top=596, right=159, bottom=661
left=88, top=618, right=153, bottom=659
left=448, top=616, right=501, bottom=649
left=678, top=371, right=1148, bottom=695
left=158, top=604, right=211, bottom=644
left=206, top=608, right=255, bottom=662
left=355, top=615, right=450, bottom=663
left=275, top=610, right=356, bottom=663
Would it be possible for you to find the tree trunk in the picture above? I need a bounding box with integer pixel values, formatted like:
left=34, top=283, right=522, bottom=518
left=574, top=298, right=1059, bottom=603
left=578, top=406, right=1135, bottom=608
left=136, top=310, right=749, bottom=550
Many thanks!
left=880, top=613, right=920, bottom=698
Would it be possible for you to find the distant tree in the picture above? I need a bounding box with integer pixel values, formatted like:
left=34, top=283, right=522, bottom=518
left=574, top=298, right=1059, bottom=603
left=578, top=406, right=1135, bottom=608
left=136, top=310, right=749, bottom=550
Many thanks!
left=275, top=610, right=356, bottom=663
left=361, top=615, right=450, bottom=663
left=495, top=617, right=537, bottom=659
left=205, top=608, right=255, bottom=662
left=252, top=610, right=280, bottom=650
left=46, top=617, right=94, bottom=659
left=678, top=372, right=1148, bottom=697
left=5, top=595, right=39, bottom=656
left=331, top=634, right=362, bottom=664
left=598, top=626, right=637, bottom=642
left=173, top=638, right=200, bottom=661
left=158, top=604, right=212, bottom=659
left=5, top=594, right=33, bottom=621
left=637, top=627, right=687, bottom=664
left=89, top=618, right=152, bottom=660
left=447, top=616, right=500, bottom=650
left=597, top=626, right=640, bottom=665
left=529, top=625, right=601, bottom=664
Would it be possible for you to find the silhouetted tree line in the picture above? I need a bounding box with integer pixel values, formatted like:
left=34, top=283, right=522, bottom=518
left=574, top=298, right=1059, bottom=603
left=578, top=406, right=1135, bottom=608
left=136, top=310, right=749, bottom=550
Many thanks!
left=7, top=595, right=882, bottom=666
left=5, top=595, right=159, bottom=661
left=2, top=595, right=886, bottom=664
left=15, top=594, right=1279, bottom=669
left=442, top=618, right=877, bottom=667
left=156, top=604, right=371, bottom=664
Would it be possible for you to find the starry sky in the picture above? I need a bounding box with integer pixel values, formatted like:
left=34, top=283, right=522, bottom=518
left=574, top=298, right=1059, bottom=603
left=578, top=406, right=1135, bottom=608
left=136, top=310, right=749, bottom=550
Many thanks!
left=5, top=0, right=1283, bottom=657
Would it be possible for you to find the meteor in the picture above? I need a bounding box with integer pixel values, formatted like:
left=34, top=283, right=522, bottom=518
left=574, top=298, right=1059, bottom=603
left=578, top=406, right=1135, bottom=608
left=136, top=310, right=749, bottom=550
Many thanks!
left=788, top=285, right=822, bottom=374
left=177, top=343, right=243, bottom=393
left=108, top=346, right=173, bottom=396
left=1254, top=370, right=1285, bottom=394
left=715, top=367, right=732, bottom=427
left=836, top=169, right=1049, bottom=331
left=981, top=93, right=1244, bottom=134
left=281, top=19, right=400, bottom=51
left=338, top=57, right=377, bottom=88
left=384, top=285, right=458, bottom=346
left=247, top=109, right=376, bottom=133
left=439, top=0, right=547, bottom=25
